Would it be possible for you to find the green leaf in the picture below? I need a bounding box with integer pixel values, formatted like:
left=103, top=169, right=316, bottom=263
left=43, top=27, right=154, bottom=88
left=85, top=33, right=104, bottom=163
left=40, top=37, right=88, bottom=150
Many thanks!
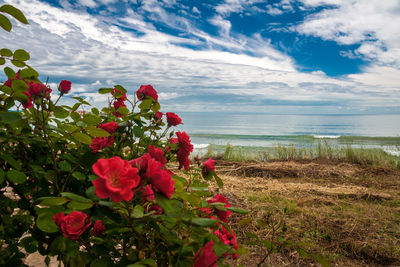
left=20, top=236, right=38, bottom=253
left=83, top=114, right=101, bottom=126
left=89, top=237, right=105, bottom=245
left=4, top=66, right=15, bottom=79
left=98, top=88, right=113, bottom=94
left=1, top=85, right=12, bottom=95
left=13, top=49, right=30, bottom=61
left=19, top=67, right=39, bottom=79
left=40, top=197, right=68, bottom=206
left=0, top=169, right=5, bottom=185
left=70, top=112, right=81, bottom=122
left=117, top=106, right=129, bottom=115
left=213, top=172, right=223, bottom=188
left=49, top=236, right=67, bottom=254
left=67, top=201, right=93, bottom=210
left=11, top=59, right=25, bottom=67
left=127, top=259, right=156, bottom=267
left=0, top=111, right=21, bottom=124
left=72, top=171, right=86, bottom=181
left=133, top=125, right=143, bottom=137
left=114, top=85, right=127, bottom=94
left=245, top=232, right=259, bottom=239
left=61, top=192, right=92, bottom=203
left=0, top=57, right=5, bottom=65
left=54, top=106, right=69, bottom=119
left=6, top=169, right=26, bottom=184
left=86, top=126, right=110, bottom=137
left=151, top=102, right=160, bottom=112
left=138, top=99, right=152, bottom=110
left=72, top=132, right=92, bottom=145
left=190, top=218, right=217, bottom=227
left=58, top=161, right=72, bottom=172
left=1, top=154, right=21, bottom=170
left=226, top=207, right=249, bottom=214
left=11, top=79, right=28, bottom=92
left=14, top=91, right=29, bottom=102
left=0, top=4, right=29, bottom=24
left=132, top=205, right=145, bottom=218
left=310, top=253, right=330, bottom=267
left=36, top=212, right=59, bottom=233
left=0, top=48, right=12, bottom=57
left=91, top=107, right=99, bottom=115
left=60, top=124, right=79, bottom=133
left=0, top=13, right=11, bottom=32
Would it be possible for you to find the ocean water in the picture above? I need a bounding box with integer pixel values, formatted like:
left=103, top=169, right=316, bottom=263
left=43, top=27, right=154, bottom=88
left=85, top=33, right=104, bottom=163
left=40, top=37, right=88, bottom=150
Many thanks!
left=174, top=113, right=400, bottom=156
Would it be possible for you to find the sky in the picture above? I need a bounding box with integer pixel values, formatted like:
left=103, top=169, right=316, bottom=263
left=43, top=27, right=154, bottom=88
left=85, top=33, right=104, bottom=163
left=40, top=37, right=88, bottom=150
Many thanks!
left=1, top=0, right=400, bottom=114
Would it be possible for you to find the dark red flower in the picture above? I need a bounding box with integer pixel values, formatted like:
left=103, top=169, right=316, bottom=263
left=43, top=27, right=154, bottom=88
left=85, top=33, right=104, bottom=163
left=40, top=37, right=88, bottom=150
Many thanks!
left=93, top=220, right=106, bottom=236
left=99, top=121, right=119, bottom=134
left=59, top=80, right=71, bottom=94
left=53, top=211, right=92, bottom=240
left=193, top=240, right=218, bottom=267
left=207, top=194, right=232, bottom=222
left=27, top=81, right=45, bottom=96
left=154, top=111, right=163, bottom=121
left=214, top=226, right=238, bottom=259
left=90, top=136, right=114, bottom=153
left=176, top=131, right=193, bottom=170
left=92, top=156, right=141, bottom=202
left=148, top=204, right=162, bottom=215
left=53, top=213, right=65, bottom=227
left=140, top=184, right=155, bottom=202
left=148, top=145, right=167, bottom=167
left=136, top=84, right=158, bottom=101
left=22, top=91, right=33, bottom=109
left=145, top=158, right=175, bottom=199
left=4, top=73, right=20, bottom=88
left=166, top=112, right=183, bottom=126
left=129, top=153, right=152, bottom=173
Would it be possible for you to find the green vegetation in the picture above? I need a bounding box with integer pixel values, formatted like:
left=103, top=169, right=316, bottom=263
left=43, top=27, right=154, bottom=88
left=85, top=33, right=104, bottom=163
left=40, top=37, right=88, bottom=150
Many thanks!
left=204, top=142, right=400, bottom=169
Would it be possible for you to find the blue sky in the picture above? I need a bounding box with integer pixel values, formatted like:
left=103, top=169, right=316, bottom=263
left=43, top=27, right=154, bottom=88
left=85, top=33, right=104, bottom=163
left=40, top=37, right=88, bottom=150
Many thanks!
left=1, top=0, right=400, bottom=114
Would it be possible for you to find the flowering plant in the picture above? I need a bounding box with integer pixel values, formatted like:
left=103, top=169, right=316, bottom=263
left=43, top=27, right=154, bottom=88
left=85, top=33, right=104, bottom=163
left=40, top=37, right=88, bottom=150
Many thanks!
left=0, top=5, right=248, bottom=266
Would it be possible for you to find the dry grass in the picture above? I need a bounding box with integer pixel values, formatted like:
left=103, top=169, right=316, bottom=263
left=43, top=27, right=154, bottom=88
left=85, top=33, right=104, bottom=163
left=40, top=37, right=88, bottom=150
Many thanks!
left=210, top=159, right=400, bottom=266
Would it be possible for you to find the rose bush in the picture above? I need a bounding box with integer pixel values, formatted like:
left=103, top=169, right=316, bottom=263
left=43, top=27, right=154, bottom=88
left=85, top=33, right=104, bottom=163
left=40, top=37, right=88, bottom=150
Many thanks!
left=0, top=5, right=249, bottom=266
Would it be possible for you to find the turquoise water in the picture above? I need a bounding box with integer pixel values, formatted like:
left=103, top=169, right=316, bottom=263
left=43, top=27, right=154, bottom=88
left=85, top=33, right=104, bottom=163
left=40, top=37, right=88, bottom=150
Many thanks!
left=174, top=113, right=400, bottom=155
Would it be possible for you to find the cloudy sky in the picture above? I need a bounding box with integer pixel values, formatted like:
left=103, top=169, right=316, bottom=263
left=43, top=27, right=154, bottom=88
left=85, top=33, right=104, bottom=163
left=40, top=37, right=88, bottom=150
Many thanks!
left=1, top=0, right=400, bottom=114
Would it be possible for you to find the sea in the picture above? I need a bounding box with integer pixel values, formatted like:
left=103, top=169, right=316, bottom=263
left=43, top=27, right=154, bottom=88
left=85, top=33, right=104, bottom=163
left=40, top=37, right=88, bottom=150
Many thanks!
left=174, top=113, right=400, bottom=157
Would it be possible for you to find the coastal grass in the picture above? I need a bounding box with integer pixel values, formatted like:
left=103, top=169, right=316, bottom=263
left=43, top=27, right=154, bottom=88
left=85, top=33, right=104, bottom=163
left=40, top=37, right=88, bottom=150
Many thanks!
left=204, top=142, right=400, bottom=169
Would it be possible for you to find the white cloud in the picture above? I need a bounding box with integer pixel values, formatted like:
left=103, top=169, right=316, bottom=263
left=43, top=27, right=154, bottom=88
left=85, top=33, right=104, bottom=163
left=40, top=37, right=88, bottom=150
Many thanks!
left=78, top=0, right=97, bottom=8
left=296, top=0, right=400, bottom=67
left=192, top=6, right=200, bottom=15
left=1, top=0, right=399, bottom=113
left=209, top=15, right=231, bottom=36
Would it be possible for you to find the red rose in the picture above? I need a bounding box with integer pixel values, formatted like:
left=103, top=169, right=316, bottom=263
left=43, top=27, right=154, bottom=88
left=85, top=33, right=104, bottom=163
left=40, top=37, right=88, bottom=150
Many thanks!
left=28, top=81, right=45, bottom=96
left=140, top=184, right=155, bottom=202
left=99, top=121, right=119, bottom=134
left=59, top=80, right=71, bottom=94
left=148, top=204, right=162, bottom=215
left=93, top=220, right=106, bottom=236
left=90, top=136, right=114, bottom=153
left=136, top=85, right=158, bottom=101
left=207, top=194, right=232, bottom=222
left=92, top=156, right=141, bottom=202
left=176, top=131, right=193, bottom=170
left=53, top=211, right=92, bottom=240
left=129, top=153, right=151, bottom=173
left=53, top=212, right=65, bottom=227
left=154, top=111, right=163, bottom=121
left=202, top=158, right=215, bottom=172
left=148, top=145, right=167, bottom=167
left=145, top=158, right=175, bottom=199
left=193, top=240, right=218, bottom=267
left=166, top=112, right=183, bottom=126
left=22, top=91, right=33, bottom=109
left=214, top=226, right=238, bottom=259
